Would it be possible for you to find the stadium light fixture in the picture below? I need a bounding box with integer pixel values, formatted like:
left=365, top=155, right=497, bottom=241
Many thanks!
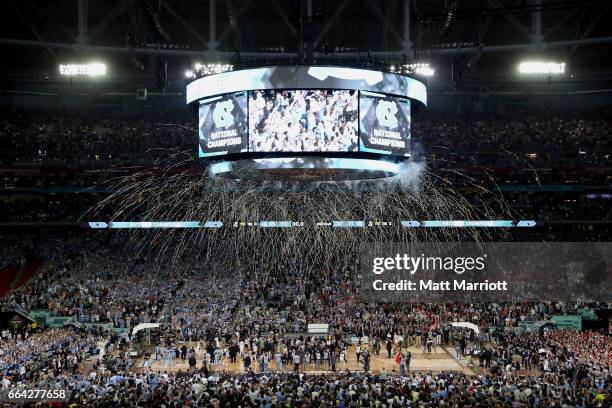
left=389, top=63, right=434, bottom=77
left=518, top=61, right=565, bottom=75
left=413, top=63, right=435, bottom=77
left=193, top=63, right=234, bottom=76
left=185, top=70, right=195, bottom=79
left=59, top=62, right=107, bottom=76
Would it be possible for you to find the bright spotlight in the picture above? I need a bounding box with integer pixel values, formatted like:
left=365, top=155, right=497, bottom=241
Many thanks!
left=518, top=61, right=565, bottom=75
left=59, top=62, right=107, bottom=76
left=197, top=63, right=233, bottom=76
left=389, top=63, right=434, bottom=77
left=194, top=62, right=203, bottom=70
left=413, top=63, right=435, bottom=77
left=185, top=70, right=195, bottom=79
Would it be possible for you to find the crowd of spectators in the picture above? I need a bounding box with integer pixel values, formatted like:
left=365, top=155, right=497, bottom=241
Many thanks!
left=0, top=230, right=608, bottom=405
left=0, top=110, right=193, bottom=166
left=0, top=328, right=101, bottom=380
left=0, top=108, right=610, bottom=405
left=1, top=109, right=609, bottom=229
left=0, top=109, right=610, bottom=169
left=0, top=247, right=609, bottom=405
left=413, top=113, right=612, bottom=168
left=3, top=368, right=608, bottom=407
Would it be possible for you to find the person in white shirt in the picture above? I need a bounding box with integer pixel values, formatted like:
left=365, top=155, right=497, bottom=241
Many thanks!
left=1, top=376, right=11, bottom=388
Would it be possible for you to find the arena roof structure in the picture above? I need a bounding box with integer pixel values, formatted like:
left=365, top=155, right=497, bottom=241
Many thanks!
left=0, top=0, right=611, bottom=78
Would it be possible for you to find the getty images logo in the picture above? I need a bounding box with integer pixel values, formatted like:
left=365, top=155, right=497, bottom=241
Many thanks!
left=375, top=100, right=399, bottom=129
left=212, top=100, right=235, bottom=128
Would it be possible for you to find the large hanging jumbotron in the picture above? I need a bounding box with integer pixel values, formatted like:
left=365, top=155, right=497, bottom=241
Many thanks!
left=187, top=65, right=427, bottom=180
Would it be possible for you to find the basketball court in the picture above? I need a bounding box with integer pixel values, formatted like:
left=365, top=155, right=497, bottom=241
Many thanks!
left=130, top=345, right=473, bottom=375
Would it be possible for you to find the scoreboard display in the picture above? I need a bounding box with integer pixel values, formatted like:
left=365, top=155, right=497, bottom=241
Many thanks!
left=188, top=66, right=427, bottom=159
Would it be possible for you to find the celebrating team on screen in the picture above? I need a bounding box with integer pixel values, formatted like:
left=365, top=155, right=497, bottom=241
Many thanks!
left=248, top=90, right=358, bottom=152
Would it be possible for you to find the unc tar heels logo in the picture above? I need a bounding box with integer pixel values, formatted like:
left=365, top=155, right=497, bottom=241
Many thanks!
left=212, top=100, right=235, bottom=128
left=376, top=100, right=399, bottom=129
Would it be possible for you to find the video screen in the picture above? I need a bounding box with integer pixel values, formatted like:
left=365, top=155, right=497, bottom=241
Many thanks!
left=359, top=91, right=411, bottom=156
left=198, top=92, right=248, bottom=157
left=186, top=65, right=428, bottom=107
left=248, top=89, right=358, bottom=153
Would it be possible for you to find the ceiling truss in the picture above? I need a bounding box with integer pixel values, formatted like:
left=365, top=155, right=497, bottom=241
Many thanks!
left=0, top=0, right=609, bottom=62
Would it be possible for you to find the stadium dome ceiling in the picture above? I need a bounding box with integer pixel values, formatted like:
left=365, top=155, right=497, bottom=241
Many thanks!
left=0, top=0, right=610, bottom=74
